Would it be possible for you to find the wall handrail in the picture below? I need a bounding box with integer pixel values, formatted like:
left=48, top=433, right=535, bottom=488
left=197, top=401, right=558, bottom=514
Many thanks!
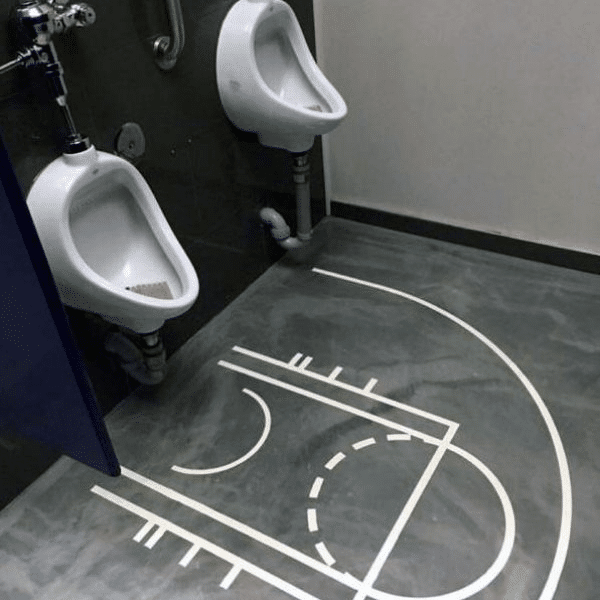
left=153, top=0, right=185, bottom=71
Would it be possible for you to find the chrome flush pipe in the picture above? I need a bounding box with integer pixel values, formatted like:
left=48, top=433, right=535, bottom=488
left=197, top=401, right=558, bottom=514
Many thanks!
left=0, top=1, right=95, bottom=151
left=261, top=151, right=313, bottom=250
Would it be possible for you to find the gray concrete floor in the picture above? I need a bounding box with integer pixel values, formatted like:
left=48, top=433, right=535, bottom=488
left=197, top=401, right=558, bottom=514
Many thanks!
left=1, top=217, right=598, bottom=599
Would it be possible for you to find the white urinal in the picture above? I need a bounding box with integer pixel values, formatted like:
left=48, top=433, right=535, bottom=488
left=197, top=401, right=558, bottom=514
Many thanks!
left=216, top=0, right=347, bottom=153
left=26, top=146, right=199, bottom=334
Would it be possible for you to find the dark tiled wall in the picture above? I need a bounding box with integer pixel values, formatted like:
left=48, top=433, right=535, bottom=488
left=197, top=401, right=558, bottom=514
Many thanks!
left=0, top=0, right=326, bottom=413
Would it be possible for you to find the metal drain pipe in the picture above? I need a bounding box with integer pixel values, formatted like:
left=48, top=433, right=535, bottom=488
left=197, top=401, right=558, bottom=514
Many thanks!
left=261, top=151, right=312, bottom=250
left=104, top=327, right=167, bottom=385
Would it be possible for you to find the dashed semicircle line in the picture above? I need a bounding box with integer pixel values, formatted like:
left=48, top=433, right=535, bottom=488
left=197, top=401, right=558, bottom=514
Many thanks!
left=309, top=434, right=414, bottom=565
left=171, top=388, right=271, bottom=475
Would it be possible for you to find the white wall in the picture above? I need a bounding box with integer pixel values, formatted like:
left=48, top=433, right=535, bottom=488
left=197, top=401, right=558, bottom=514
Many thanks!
left=314, top=0, right=600, bottom=255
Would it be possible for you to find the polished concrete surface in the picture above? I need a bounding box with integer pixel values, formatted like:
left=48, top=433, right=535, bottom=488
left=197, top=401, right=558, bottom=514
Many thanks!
left=1, top=217, right=598, bottom=599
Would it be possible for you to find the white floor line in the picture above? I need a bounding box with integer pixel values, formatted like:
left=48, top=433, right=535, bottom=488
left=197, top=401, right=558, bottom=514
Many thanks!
left=328, top=366, right=344, bottom=380
left=352, top=425, right=458, bottom=600
left=171, top=388, right=271, bottom=475
left=289, top=353, right=304, bottom=367
left=231, top=346, right=456, bottom=428
left=325, top=452, right=346, bottom=470
left=309, top=477, right=324, bottom=499
left=220, top=564, right=243, bottom=589
left=387, top=434, right=411, bottom=442
left=358, top=441, right=516, bottom=600
left=91, top=485, right=326, bottom=600
left=116, top=467, right=358, bottom=590
left=179, top=543, right=202, bottom=567
left=307, top=508, right=319, bottom=533
left=352, top=437, right=377, bottom=450
left=312, top=267, right=570, bottom=600
left=144, top=525, right=166, bottom=549
left=363, top=378, right=378, bottom=393
left=218, top=360, right=441, bottom=445
left=315, top=542, right=336, bottom=567
left=299, top=356, right=314, bottom=370
left=133, top=520, right=155, bottom=543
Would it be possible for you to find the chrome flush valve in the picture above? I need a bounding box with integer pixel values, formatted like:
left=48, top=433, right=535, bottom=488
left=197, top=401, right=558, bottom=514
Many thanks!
left=3, top=0, right=96, bottom=152
left=14, top=0, right=96, bottom=41
left=48, top=0, right=96, bottom=34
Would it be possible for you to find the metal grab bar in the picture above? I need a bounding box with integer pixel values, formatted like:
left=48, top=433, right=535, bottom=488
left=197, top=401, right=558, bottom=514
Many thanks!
left=153, top=0, right=185, bottom=71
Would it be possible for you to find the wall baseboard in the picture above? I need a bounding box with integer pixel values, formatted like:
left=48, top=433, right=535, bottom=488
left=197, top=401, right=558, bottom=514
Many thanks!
left=331, top=202, right=600, bottom=275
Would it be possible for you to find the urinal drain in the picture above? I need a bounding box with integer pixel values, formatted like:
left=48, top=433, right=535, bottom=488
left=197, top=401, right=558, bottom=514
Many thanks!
left=126, top=281, right=173, bottom=299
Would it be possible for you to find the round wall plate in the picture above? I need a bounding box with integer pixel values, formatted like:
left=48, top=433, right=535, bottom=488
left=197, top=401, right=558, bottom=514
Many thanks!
left=115, top=122, right=146, bottom=162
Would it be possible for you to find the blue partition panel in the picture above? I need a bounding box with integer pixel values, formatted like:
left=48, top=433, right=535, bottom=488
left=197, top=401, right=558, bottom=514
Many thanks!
left=0, top=134, right=120, bottom=477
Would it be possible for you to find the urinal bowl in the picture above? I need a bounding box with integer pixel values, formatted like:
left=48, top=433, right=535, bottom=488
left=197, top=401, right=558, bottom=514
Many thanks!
left=216, top=0, right=347, bottom=153
left=26, top=147, right=199, bottom=334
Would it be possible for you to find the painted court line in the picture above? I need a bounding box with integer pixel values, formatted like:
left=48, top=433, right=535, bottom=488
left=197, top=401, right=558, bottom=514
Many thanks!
left=171, top=388, right=271, bottom=476
left=144, top=525, right=166, bottom=549
left=352, top=425, right=458, bottom=600
left=363, top=378, right=378, bottom=393
left=116, top=467, right=359, bottom=590
left=299, top=356, right=313, bottom=370
left=91, top=485, right=326, bottom=600
left=289, top=353, right=304, bottom=367
left=352, top=437, right=377, bottom=451
left=220, top=564, right=243, bottom=589
left=325, top=452, right=346, bottom=470
left=307, top=508, right=319, bottom=533
left=387, top=433, right=412, bottom=442
left=328, top=366, right=344, bottom=380
left=230, top=346, right=456, bottom=428
left=179, top=543, right=202, bottom=567
left=315, top=542, right=336, bottom=567
left=356, top=441, right=516, bottom=600
left=312, top=266, right=571, bottom=600
left=309, top=477, right=324, bottom=499
left=218, top=360, right=441, bottom=445
left=133, top=520, right=155, bottom=543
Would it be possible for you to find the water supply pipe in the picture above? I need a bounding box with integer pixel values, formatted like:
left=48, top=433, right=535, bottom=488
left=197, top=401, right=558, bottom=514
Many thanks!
left=261, top=151, right=313, bottom=250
